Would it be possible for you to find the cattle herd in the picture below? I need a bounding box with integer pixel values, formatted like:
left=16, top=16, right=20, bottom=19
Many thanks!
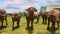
left=0, top=7, right=60, bottom=30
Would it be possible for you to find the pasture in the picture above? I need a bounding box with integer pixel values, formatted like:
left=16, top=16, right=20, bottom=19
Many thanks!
left=0, top=15, right=60, bottom=34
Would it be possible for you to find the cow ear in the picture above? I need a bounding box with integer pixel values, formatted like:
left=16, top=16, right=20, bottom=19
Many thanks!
left=28, top=8, right=30, bottom=11
left=34, top=8, right=37, bottom=11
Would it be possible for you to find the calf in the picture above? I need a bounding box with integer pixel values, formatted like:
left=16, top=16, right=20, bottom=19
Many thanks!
left=0, top=9, right=7, bottom=27
left=11, top=12, right=21, bottom=28
left=41, top=12, right=48, bottom=24
left=47, top=9, right=60, bottom=30
left=25, top=7, right=40, bottom=29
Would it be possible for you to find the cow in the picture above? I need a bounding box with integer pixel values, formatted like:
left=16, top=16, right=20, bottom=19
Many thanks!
left=25, top=7, right=40, bottom=29
left=47, top=9, right=60, bottom=30
left=11, top=12, right=21, bottom=29
left=41, top=12, right=48, bottom=24
left=0, top=9, right=7, bottom=27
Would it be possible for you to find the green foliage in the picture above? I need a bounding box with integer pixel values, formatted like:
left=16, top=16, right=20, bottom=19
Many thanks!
left=55, top=8, right=60, bottom=11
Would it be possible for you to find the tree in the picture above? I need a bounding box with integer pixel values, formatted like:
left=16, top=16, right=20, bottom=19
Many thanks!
left=40, top=6, right=46, bottom=12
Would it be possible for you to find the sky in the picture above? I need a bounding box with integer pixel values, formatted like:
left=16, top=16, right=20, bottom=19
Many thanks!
left=0, top=0, right=60, bottom=13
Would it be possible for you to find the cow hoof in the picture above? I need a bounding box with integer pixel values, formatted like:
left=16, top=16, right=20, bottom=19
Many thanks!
left=36, top=23, right=38, bottom=24
left=47, top=28, right=49, bottom=30
left=31, top=27, right=34, bottom=29
left=6, top=23, right=8, bottom=25
left=17, top=26, right=19, bottom=28
left=57, top=28, right=59, bottom=30
left=6, top=25, right=7, bottom=27
left=12, top=27, right=14, bottom=28
left=1, top=26, right=3, bottom=28
left=26, top=27, right=29, bottom=30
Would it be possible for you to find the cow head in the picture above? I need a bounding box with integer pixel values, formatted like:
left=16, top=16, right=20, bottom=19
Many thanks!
left=10, top=12, right=20, bottom=19
left=26, top=7, right=37, bottom=13
left=0, top=9, right=6, bottom=17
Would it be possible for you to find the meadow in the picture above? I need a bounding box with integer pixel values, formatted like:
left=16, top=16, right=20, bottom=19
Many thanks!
left=0, top=15, right=60, bottom=34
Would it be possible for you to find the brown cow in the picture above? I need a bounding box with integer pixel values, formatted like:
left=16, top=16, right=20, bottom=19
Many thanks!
left=41, top=12, right=48, bottom=24
left=11, top=12, right=21, bottom=29
left=25, top=7, right=40, bottom=29
left=47, top=9, right=60, bottom=30
left=0, top=9, right=7, bottom=27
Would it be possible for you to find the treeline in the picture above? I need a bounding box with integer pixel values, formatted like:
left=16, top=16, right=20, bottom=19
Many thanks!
left=55, top=8, right=60, bottom=11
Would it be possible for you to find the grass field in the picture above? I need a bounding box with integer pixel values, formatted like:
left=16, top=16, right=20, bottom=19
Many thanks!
left=0, top=15, right=60, bottom=34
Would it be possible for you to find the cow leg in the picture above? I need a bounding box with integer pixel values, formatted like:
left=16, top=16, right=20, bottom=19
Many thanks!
left=31, top=20, right=33, bottom=29
left=1, top=20, right=4, bottom=27
left=36, top=18, right=39, bottom=24
left=12, top=20, right=14, bottom=29
left=51, top=22, right=55, bottom=30
left=42, top=17, right=44, bottom=24
left=5, top=18, right=7, bottom=27
left=45, top=19, right=47, bottom=24
left=27, top=20, right=30, bottom=28
left=57, top=23, right=59, bottom=29
left=47, top=19, right=50, bottom=30
left=17, top=20, right=20, bottom=27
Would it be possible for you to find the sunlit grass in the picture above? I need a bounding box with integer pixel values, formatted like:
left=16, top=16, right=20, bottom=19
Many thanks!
left=0, top=15, right=60, bottom=34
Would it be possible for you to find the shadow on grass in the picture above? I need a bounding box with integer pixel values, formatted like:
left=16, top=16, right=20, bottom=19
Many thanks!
left=0, top=26, right=7, bottom=30
left=47, top=27, right=58, bottom=34
left=26, top=27, right=34, bottom=34
left=12, top=26, right=19, bottom=31
left=41, top=22, right=47, bottom=25
left=33, top=22, right=40, bottom=24
left=0, top=26, right=7, bottom=34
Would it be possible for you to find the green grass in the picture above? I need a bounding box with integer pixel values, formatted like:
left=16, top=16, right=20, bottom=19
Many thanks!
left=0, top=15, right=60, bottom=34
